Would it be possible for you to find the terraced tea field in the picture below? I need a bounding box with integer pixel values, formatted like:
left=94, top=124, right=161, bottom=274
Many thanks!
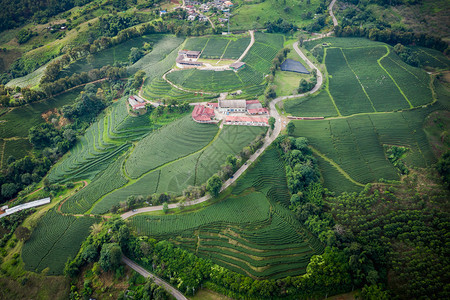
left=166, top=32, right=283, bottom=94
left=125, top=116, right=219, bottom=178
left=48, top=97, right=155, bottom=183
left=183, top=35, right=251, bottom=60
left=286, top=38, right=435, bottom=117
left=292, top=110, right=436, bottom=188
left=91, top=125, right=266, bottom=214
left=130, top=147, right=323, bottom=279
left=22, top=210, right=97, bottom=275
left=52, top=101, right=265, bottom=215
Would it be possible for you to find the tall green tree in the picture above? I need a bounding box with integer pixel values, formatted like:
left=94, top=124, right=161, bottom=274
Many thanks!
left=207, top=175, right=222, bottom=197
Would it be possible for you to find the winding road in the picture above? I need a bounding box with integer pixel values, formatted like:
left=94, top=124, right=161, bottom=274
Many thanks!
left=121, top=33, right=324, bottom=220
left=122, top=256, right=188, bottom=300
left=122, top=2, right=338, bottom=299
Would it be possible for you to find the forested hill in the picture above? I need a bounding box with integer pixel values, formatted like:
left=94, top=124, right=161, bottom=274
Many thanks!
left=0, top=0, right=93, bottom=32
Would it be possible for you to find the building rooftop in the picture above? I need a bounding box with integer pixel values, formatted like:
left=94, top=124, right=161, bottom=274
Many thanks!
left=229, top=62, right=245, bottom=69
left=225, top=116, right=268, bottom=124
left=219, top=99, right=246, bottom=108
left=192, top=105, right=215, bottom=121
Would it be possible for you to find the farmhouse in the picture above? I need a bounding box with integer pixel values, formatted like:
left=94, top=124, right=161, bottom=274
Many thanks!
left=218, top=99, right=246, bottom=113
left=192, top=105, right=216, bottom=123
left=176, top=55, right=203, bottom=68
left=225, top=116, right=268, bottom=126
left=128, top=96, right=146, bottom=110
left=186, top=50, right=201, bottom=58
left=229, top=61, right=246, bottom=71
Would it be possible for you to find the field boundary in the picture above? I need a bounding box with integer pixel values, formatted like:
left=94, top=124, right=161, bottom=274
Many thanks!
left=377, top=45, right=413, bottom=108
left=86, top=125, right=223, bottom=214
left=340, top=48, right=377, bottom=112
left=309, top=146, right=365, bottom=187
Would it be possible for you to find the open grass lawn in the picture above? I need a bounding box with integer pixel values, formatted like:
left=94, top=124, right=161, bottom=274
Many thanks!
left=130, top=147, right=323, bottom=279
left=230, top=0, right=322, bottom=31
left=274, top=70, right=309, bottom=96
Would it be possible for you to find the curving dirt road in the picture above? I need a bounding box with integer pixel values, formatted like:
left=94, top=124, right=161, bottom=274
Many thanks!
left=236, top=30, right=255, bottom=62
left=329, top=0, right=338, bottom=27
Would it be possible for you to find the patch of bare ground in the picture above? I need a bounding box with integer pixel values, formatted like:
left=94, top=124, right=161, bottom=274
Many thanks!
left=0, top=275, right=69, bottom=300
left=423, top=110, right=450, bottom=158
left=393, top=0, right=450, bottom=41
left=371, top=167, right=449, bottom=211
left=41, top=108, right=70, bottom=129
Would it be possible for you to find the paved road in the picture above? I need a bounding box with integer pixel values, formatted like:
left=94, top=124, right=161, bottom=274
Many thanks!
left=121, top=38, right=324, bottom=220
left=122, top=0, right=337, bottom=219
left=123, top=256, right=188, bottom=300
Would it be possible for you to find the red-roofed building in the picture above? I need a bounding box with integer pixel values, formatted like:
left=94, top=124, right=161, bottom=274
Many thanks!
left=246, top=100, right=260, bottom=105
left=224, top=116, right=268, bottom=126
left=207, top=102, right=218, bottom=108
left=247, top=108, right=269, bottom=115
left=129, top=96, right=147, bottom=110
left=192, top=105, right=215, bottom=123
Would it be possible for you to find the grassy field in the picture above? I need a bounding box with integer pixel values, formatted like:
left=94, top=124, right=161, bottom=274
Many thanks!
left=230, top=0, right=323, bottom=31
left=286, top=38, right=436, bottom=117
left=22, top=210, right=97, bottom=275
left=292, top=109, right=436, bottom=187
left=130, top=147, right=323, bottom=279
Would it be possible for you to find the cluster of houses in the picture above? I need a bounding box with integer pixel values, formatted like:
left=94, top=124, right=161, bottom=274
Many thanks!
left=183, top=0, right=233, bottom=22
left=192, top=99, right=269, bottom=126
left=128, top=95, right=146, bottom=111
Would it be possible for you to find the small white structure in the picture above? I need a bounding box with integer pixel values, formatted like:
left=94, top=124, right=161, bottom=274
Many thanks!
left=218, top=99, right=246, bottom=113
left=0, top=198, right=51, bottom=219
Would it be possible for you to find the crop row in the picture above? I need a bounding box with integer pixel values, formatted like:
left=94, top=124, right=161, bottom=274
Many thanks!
left=61, top=154, right=128, bottom=214
left=130, top=192, right=271, bottom=236
left=125, top=114, right=219, bottom=178
left=22, top=210, right=97, bottom=275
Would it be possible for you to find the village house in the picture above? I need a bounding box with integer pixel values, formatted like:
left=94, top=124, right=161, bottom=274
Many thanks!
left=229, top=62, right=246, bottom=71
left=192, top=105, right=216, bottom=123
left=128, top=95, right=146, bottom=110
